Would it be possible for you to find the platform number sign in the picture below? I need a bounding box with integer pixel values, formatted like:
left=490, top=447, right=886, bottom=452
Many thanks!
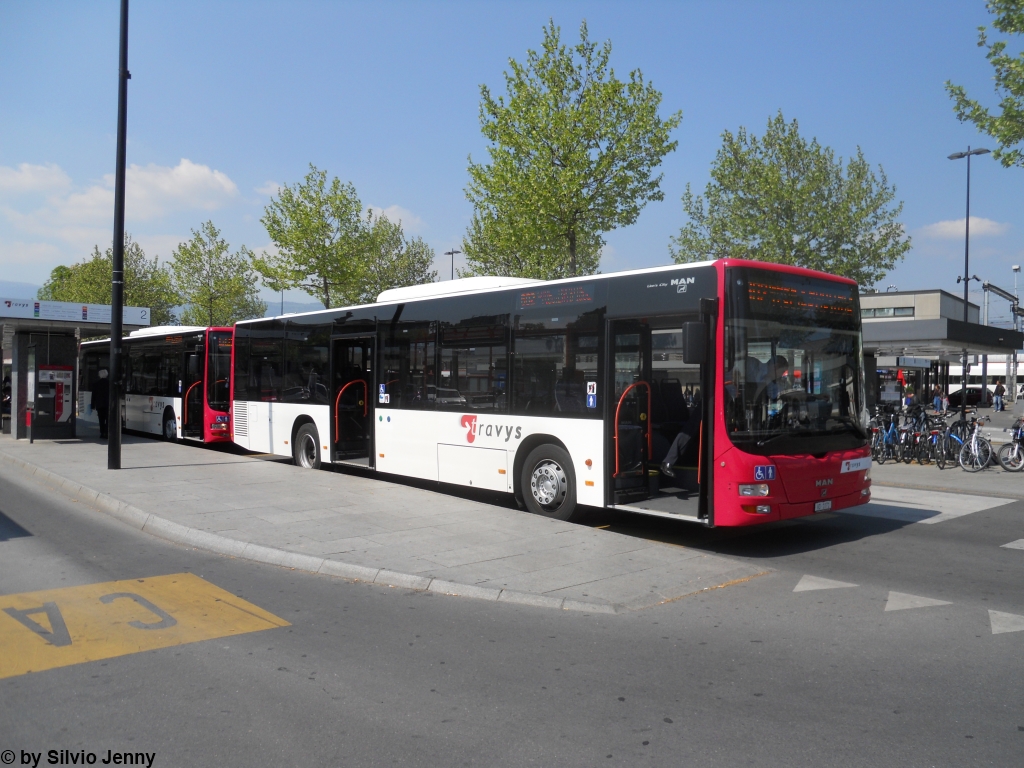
left=754, top=465, right=776, bottom=481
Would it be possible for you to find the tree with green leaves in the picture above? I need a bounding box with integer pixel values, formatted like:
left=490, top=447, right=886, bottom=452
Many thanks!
left=670, top=112, right=910, bottom=287
left=37, top=234, right=179, bottom=326
left=356, top=211, right=437, bottom=303
left=464, top=19, right=682, bottom=279
left=947, top=1, right=1024, bottom=167
left=255, top=164, right=364, bottom=308
left=170, top=221, right=266, bottom=326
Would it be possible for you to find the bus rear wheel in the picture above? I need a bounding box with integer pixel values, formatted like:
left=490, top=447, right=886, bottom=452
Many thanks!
left=162, top=408, right=177, bottom=441
left=294, top=423, right=322, bottom=469
left=521, top=444, right=579, bottom=522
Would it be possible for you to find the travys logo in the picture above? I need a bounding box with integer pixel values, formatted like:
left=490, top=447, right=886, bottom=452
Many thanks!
left=461, top=414, right=522, bottom=444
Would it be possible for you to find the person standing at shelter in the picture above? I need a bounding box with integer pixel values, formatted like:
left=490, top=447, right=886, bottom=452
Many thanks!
left=92, top=369, right=110, bottom=439
left=932, top=384, right=943, bottom=413
left=994, top=379, right=1006, bottom=412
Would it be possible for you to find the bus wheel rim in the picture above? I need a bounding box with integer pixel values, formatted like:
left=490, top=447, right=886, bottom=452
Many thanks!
left=300, top=434, right=317, bottom=467
left=164, top=418, right=175, bottom=439
left=530, top=460, right=566, bottom=508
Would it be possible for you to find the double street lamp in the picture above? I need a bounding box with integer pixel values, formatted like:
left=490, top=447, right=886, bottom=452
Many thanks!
left=445, top=248, right=462, bottom=281
left=948, top=146, right=991, bottom=421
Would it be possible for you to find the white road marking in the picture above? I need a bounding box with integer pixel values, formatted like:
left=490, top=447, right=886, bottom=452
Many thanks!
left=793, top=575, right=858, bottom=592
left=988, top=610, right=1024, bottom=635
left=844, top=486, right=1013, bottom=524
left=884, top=591, right=952, bottom=612
left=1001, top=539, right=1024, bottom=550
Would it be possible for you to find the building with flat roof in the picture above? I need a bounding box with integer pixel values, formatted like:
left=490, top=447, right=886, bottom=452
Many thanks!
left=859, top=289, right=1023, bottom=407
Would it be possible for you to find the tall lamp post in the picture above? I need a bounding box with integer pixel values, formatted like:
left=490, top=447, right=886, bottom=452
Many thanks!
left=949, top=146, right=990, bottom=421
left=108, top=0, right=130, bottom=470
left=445, top=248, right=461, bottom=281
left=1014, top=264, right=1021, bottom=402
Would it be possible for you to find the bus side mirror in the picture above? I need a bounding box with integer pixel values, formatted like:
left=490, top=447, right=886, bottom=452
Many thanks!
left=682, top=323, right=706, bottom=365
left=187, top=355, right=199, bottom=375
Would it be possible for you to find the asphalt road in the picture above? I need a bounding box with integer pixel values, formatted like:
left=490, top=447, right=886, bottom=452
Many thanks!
left=1, top=467, right=1022, bottom=767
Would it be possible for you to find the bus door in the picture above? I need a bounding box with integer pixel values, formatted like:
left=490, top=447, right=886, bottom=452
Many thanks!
left=182, top=342, right=204, bottom=440
left=607, top=312, right=713, bottom=522
left=608, top=320, right=652, bottom=504
left=331, top=336, right=374, bottom=466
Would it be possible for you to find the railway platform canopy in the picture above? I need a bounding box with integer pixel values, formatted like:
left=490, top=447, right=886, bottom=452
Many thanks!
left=1, top=297, right=150, bottom=439
left=860, top=289, right=1024, bottom=406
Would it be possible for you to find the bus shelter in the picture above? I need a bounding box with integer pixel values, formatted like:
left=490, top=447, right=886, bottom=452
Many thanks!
left=862, top=312, right=1024, bottom=408
left=1, top=298, right=149, bottom=439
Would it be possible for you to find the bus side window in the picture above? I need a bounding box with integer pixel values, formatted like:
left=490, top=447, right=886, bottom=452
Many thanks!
left=249, top=324, right=285, bottom=402
left=379, top=322, right=435, bottom=410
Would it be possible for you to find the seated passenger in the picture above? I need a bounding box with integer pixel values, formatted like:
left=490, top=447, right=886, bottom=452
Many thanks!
left=659, top=393, right=702, bottom=479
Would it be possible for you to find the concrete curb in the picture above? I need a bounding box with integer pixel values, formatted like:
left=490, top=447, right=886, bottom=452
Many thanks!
left=0, top=450, right=629, bottom=614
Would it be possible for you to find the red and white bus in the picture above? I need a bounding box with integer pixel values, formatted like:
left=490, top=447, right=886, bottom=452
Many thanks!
left=230, top=260, right=871, bottom=526
left=79, top=326, right=233, bottom=443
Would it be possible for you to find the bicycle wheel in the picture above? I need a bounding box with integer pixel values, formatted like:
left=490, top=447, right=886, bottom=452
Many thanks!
left=901, top=432, right=913, bottom=464
left=935, top=436, right=947, bottom=470
left=916, top=437, right=928, bottom=465
left=959, top=438, right=992, bottom=472
left=876, top=437, right=888, bottom=464
left=998, top=442, right=1024, bottom=471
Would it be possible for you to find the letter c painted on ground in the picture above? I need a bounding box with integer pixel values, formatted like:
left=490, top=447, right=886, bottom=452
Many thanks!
left=99, top=592, right=177, bottom=630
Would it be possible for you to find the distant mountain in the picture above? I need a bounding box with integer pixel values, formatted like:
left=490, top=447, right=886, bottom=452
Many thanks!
left=0, top=280, right=41, bottom=298
left=263, top=300, right=327, bottom=318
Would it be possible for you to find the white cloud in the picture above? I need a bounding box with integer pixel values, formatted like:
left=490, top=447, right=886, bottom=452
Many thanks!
left=253, top=242, right=280, bottom=259
left=0, top=159, right=240, bottom=254
left=134, top=233, right=191, bottom=262
left=256, top=181, right=281, bottom=196
left=367, top=204, right=425, bottom=234
left=0, top=163, right=71, bottom=195
left=918, top=216, right=1010, bottom=239
left=0, top=238, right=63, bottom=267
left=121, top=159, right=238, bottom=219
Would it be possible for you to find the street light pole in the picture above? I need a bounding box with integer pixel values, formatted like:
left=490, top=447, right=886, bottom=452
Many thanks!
left=445, top=249, right=461, bottom=281
left=949, top=146, right=990, bottom=421
left=1014, top=265, right=1021, bottom=402
left=108, top=0, right=130, bottom=470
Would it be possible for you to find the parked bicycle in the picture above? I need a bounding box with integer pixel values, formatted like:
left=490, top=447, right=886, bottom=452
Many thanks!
left=997, top=417, right=1024, bottom=471
left=958, top=414, right=993, bottom=472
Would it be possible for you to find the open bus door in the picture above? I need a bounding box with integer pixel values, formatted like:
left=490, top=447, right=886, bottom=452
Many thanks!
left=182, top=341, right=204, bottom=440
left=607, top=301, right=715, bottom=523
left=331, top=336, right=374, bottom=466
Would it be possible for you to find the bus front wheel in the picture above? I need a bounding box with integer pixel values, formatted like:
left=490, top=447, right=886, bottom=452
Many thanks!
left=521, top=444, right=579, bottom=522
left=162, top=408, right=177, bottom=441
left=294, top=423, right=322, bottom=469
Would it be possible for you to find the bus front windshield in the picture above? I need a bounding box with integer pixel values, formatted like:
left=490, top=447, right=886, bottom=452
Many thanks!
left=724, top=267, right=868, bottom=456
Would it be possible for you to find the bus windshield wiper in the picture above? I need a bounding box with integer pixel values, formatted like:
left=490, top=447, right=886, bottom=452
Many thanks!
left=756, top=431, right=791, bottom=447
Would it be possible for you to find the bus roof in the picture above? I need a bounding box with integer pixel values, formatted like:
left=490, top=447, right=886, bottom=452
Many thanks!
left=237, top=258, right=856, bottom=326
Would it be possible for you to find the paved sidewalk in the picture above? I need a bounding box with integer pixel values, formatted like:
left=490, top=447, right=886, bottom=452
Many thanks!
left=0, top=427, right=765, bottom=612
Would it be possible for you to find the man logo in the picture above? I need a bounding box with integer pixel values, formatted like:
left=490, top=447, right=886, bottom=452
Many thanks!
left=670, top=276, right=696, bottom=293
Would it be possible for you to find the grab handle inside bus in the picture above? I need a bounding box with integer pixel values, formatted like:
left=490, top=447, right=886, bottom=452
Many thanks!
left=613, top=381, right=652, bottom=478
left=334, top=379, right=368, bottom=438
left=682, top=322, right=706, bottom=365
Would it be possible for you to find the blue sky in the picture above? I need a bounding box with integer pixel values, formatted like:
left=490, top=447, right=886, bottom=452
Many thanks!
left=1, top=1, right=1022, bottom=324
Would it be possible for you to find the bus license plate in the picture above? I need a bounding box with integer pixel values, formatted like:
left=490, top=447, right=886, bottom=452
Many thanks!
left=814, top=500, right=832, bottom=512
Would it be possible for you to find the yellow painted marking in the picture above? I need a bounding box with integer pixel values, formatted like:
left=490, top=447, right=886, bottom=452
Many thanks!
left=0, top=573, right=288, bottom=679
left=595, top=524, right=611, bottom=529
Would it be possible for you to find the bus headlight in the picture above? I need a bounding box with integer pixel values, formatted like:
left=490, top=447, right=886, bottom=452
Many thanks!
left=738, top=484, right=770, bottom=497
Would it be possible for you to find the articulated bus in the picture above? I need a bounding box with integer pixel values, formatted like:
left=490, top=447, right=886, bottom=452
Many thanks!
left=79, top=326, right=233, bottom=442
left=231, top=260, right=872, bottom=527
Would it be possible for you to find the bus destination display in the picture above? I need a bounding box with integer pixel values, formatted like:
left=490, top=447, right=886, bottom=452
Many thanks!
left=518, top=284, right=595, bottom=310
